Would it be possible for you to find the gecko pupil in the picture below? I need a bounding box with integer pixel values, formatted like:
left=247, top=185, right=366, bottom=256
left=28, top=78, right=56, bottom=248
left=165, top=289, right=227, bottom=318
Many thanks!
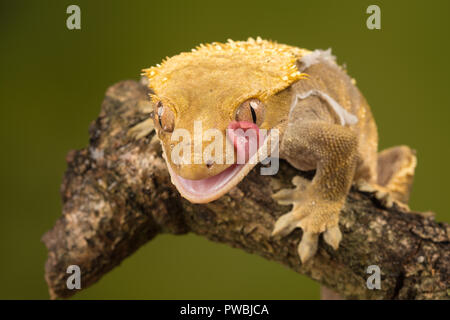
left=236, top=99, right=265, bottom=126
left=157, top=104, right=163, bottom=128
left=250, top=105, right=257, bottom=124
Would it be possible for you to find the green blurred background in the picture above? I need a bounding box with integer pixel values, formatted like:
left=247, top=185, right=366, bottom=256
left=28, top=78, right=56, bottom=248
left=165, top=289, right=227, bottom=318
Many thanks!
left=1, top=0, right=449, bottom=299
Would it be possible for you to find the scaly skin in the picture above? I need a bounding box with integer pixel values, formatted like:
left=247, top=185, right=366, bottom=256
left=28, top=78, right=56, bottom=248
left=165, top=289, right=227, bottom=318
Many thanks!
left=131, top=38, right=417, bottom=263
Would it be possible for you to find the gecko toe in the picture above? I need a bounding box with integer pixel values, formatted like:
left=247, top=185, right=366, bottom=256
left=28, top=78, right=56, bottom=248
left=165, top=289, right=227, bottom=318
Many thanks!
left=356, top=181, right=411, bottom=211
left=291, top=176, right=309, bottom=190
left=272, top=189, right=297, bottom=205
left=272, top=175, right=307, bottom=205
left=298, top=231, right=319, bottom=263
left=323, top=225, right=342, bottom=250
left=128, top=118, right=155, bottom=140
left=271, top=212, right=300, bottom=237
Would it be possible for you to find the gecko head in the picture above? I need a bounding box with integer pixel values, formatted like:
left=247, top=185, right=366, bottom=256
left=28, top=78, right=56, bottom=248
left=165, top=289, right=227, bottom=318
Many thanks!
left=143, top=38, right=309, bottom=203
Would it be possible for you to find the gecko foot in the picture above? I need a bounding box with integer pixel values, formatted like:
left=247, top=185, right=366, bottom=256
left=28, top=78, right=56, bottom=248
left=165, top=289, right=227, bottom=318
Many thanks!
left=356, top=181, right=410, bottom=211
left=128, top=118, right=155, bottom=140
left=272, top=176, right=343, bottom=263
left=128, top=99, right=155, bottom=140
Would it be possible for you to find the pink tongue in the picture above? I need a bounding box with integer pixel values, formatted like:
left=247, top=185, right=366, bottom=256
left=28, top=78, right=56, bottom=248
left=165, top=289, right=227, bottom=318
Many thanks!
left=227, top=121, right=260, bottom=163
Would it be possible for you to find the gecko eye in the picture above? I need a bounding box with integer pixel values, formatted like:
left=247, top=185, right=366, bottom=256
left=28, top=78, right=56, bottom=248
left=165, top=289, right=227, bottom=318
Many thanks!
left=156, top=101, right=175, bottom=133
left=235, top=98, right=265, bottom=126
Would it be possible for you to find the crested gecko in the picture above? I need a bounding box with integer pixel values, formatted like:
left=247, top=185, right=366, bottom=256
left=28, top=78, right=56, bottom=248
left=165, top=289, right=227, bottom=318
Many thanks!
left=130, top=38, right=416, bottom=262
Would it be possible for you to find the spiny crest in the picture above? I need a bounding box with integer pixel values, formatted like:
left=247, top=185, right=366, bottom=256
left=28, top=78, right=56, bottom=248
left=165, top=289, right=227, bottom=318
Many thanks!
left=142, top=37, right=310, bottom=94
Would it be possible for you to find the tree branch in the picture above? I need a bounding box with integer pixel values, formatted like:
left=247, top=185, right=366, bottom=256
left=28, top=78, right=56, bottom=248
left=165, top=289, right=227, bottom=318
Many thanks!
left=42, top=80, right=449, bottom=300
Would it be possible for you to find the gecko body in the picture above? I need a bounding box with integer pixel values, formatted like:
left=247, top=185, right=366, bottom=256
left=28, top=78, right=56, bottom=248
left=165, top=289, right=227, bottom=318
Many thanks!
left=132, top=38, right=417, bottom=262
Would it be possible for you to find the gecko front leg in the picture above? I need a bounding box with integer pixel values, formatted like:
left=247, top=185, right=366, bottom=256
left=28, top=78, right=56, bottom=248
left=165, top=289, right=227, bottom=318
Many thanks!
left=273, top=122, right=358, bottom=263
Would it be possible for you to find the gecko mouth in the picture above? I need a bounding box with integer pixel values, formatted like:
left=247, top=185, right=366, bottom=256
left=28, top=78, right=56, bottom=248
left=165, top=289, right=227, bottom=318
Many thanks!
left=167, top=121, right=274, bottom=203
left=169, top=163, right=249, bottom=203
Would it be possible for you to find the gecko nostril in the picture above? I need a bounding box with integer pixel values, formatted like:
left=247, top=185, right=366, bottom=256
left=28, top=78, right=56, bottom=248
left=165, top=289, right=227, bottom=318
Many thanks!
left=206, top=160, right=214, bottom=168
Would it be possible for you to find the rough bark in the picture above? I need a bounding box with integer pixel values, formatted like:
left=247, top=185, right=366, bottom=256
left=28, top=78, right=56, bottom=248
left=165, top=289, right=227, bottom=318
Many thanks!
left=42, top=80, right=449, bottom=300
